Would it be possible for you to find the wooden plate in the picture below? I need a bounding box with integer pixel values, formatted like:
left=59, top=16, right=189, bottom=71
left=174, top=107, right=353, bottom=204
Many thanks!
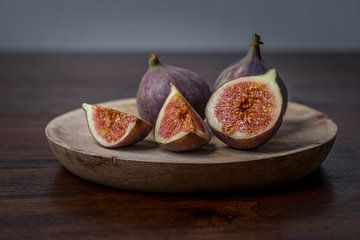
left=45, top=98, right=337, bottom=193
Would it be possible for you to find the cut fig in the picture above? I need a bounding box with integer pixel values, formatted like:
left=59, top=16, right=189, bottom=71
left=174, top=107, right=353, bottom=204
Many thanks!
left=82, top=103, right=152, bottom=148
left=155, top=83, right=211, bottom=152
left=206, top=69, right=285, bottom=149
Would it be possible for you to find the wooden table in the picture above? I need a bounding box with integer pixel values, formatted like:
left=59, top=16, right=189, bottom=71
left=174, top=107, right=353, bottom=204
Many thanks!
left=0, top=53, right=359, bottom=239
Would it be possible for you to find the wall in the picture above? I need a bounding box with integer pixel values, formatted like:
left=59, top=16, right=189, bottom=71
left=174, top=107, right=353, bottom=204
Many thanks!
left=0, top=0, right=359, bottom=52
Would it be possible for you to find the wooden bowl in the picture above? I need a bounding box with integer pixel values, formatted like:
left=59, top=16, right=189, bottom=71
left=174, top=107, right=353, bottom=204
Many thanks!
left=45, top=98, right=337, bottom=193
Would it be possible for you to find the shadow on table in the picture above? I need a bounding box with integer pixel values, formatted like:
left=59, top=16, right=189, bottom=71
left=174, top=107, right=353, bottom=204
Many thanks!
left=49, top=166, right=334, bottom=231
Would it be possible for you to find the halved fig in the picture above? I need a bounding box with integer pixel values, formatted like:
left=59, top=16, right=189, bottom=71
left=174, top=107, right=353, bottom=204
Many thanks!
left=82, top=103, right=152, bottom=148
left=155, top=83, right=211, bottom=152
left=206, top=68, right=286, bottom=149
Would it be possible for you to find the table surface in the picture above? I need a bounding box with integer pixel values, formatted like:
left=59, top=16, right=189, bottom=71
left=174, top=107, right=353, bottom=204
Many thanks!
left=0, top=52, right=359, bottom=240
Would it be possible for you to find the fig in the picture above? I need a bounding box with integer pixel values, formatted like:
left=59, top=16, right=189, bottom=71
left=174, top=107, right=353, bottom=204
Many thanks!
left=214, top=33, right=287, bottom=111
left=206, top=69, right=286, bottom=149
left=155, top=83, right=211, bottom=152
left=82, top=103, right=152, bottom=148
left=137, top=53, right=211, bottom=125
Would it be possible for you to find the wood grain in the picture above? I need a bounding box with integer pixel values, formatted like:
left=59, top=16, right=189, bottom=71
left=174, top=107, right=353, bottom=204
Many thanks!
left=46, top=99, right=336, bottom=192
left=0, top=53, right=359, bottom=239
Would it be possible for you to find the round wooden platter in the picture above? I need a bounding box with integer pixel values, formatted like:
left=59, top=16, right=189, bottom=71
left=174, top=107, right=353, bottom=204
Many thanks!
left=45, top=98, right=337, bottom=193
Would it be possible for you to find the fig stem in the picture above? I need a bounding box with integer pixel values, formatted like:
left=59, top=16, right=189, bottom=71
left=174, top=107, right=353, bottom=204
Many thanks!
left=251, top=33, right=264, bottom=47
left=148, top=53, right=162, bottom=68
left=247, top=33, right=263, bottom=59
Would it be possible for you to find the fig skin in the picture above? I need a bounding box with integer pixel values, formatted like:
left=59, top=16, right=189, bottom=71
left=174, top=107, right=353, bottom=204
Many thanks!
left=160, top=133, right=209, bottom=152
left=82, top=103, right=153, bottom=148
left=206, top=69, right=285, bottom=150
left=154, top=83, right=211, bottom=152
left=214, top=33, right=288, bottom=113
left=115, top=118, right=153, bottom=148
left=137, top=53, right=211, bottom=125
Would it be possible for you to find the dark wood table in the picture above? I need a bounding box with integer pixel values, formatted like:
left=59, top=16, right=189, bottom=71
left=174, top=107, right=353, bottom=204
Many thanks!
left=1, top=53, right=359, bottom=239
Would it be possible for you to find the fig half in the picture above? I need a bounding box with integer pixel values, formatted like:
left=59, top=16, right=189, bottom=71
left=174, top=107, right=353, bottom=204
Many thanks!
left=82, top=103, right=152, bottom=148
left=206, top=69, right=285, bottom=149
left=155, top=83, right=211, bottom=152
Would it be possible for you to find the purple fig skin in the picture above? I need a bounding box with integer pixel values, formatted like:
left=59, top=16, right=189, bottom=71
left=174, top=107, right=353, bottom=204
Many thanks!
left=214, top=34, right=288, bottom=113
left=160, top=133, right=209, bottom=152
left=137, top=53, right=211, bottom=125
left=115, top=119, right=153, bottom=148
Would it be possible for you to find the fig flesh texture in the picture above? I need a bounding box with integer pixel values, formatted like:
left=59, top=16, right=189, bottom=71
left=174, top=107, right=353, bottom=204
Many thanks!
left=155, top=83, right=211, bottom=152
left=206, top=69, right=285, bottom=149
left=137, top=53, right=211, bottom=125
left=214, top=33, right=288, bottom=112
left=82, top=103, right=152, bottom=148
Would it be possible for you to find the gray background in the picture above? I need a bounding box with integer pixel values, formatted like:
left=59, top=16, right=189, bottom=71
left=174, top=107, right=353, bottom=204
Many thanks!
left=0, top=0, right=359, bottom=52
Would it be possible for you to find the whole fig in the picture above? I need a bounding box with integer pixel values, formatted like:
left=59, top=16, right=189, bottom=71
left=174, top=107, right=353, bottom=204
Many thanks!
left=137, top=53, right=211, bottom=124
left=214, top=34, right=287, bottom=110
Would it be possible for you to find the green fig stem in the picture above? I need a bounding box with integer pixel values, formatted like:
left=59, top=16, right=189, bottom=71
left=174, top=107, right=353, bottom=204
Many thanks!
left=148, top=53, right=162, bottom=68
left=247, top=33, right=263, bottom=59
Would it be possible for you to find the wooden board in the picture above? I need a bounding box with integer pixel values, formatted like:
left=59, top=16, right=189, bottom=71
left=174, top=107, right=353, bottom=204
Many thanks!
left=45, top=98, right=337, bottom=193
